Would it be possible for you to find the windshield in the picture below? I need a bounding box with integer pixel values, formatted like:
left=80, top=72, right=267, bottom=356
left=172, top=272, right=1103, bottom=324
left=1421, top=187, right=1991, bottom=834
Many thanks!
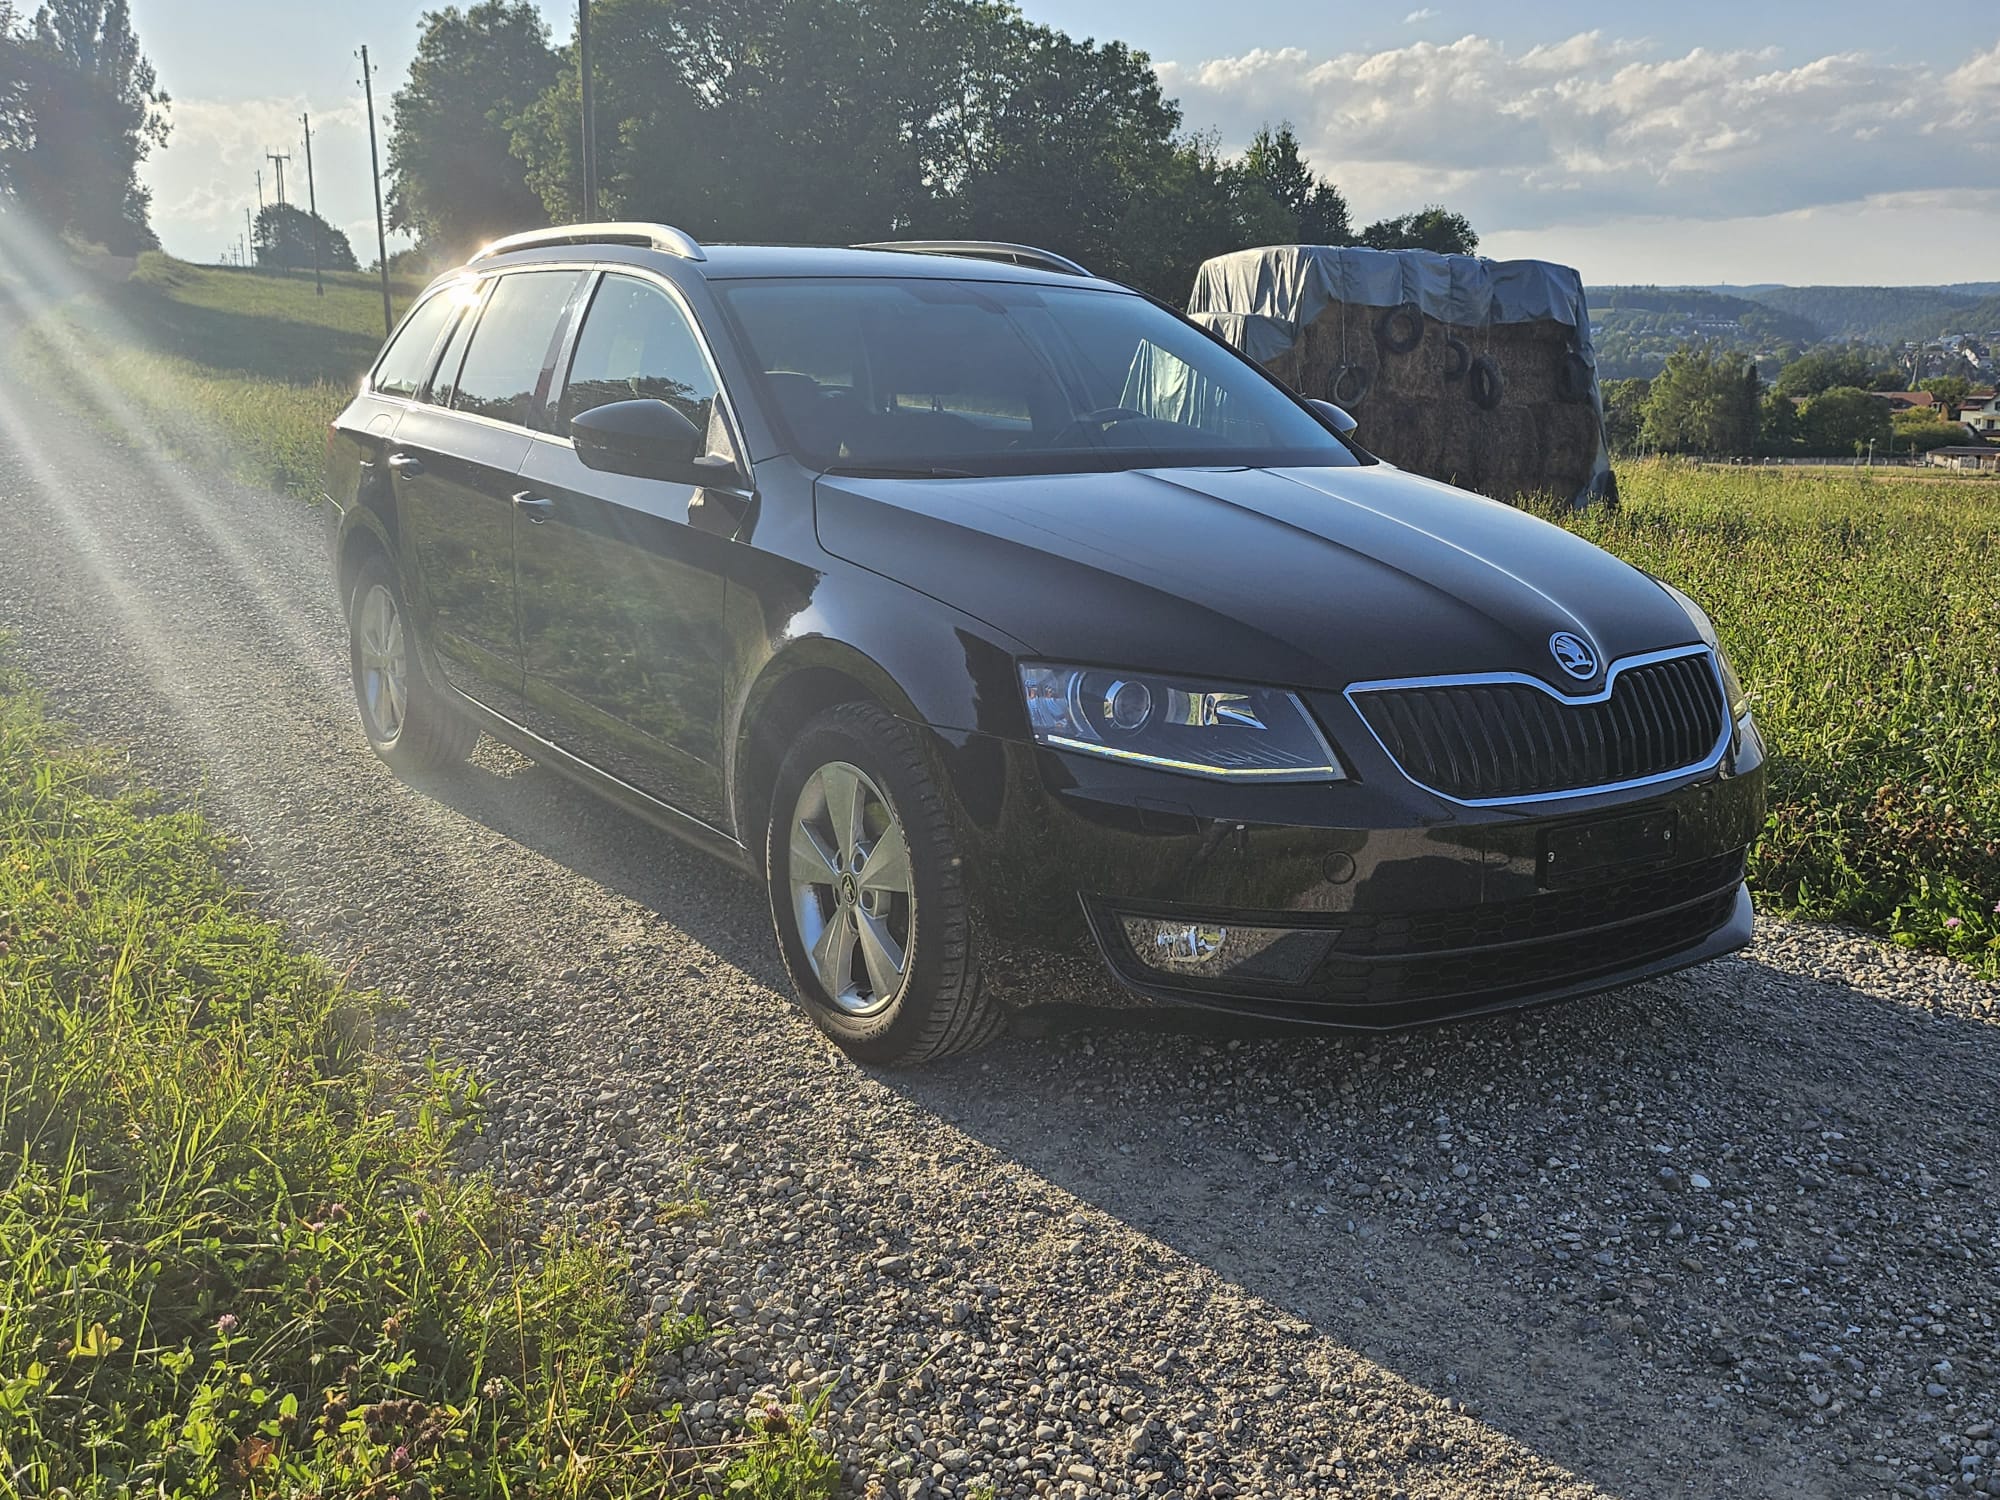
left=716, top=277, right=1361, bottom=477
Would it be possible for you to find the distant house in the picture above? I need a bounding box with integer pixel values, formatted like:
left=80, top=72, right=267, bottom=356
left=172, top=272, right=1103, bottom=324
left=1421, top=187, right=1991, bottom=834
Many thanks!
left=1927, top=446, right=2000, bottom=472
left=1960, top=390, right=2000, bottom=437
left=1876, top=390, right=1938, bottom=416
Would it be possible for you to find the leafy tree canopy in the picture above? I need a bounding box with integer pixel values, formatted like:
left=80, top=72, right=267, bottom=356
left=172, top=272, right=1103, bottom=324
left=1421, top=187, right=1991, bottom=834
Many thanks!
left=387, top=0, right=558, bottom=257
left=253, top=201, right=357, bottom=273
left=0, top=0, right=168, bottom=250
left=1800, top=385, right=1892, bottom=455
left=1920, top=375, right=1972, bottom=412
left=1242, top=121, right=1350, bottom=245
left=1773, top=346, right=1886, bottom=399
left=1359, top=205, right=1477, bottom=256
left=1639, top=343, right=1761, bottom=456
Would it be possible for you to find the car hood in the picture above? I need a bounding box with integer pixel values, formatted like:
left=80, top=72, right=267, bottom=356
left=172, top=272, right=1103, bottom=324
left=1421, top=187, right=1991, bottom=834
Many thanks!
left=813, top=463, right=1697, bottom=693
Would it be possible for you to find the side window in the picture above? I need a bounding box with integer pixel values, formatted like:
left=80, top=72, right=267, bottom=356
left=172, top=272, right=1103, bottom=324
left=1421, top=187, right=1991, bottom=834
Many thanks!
left=451, top=270, right=584, bottom=428
left=369, top=291, right=456, bottom=397
left=423, top=284, right=487, bottom=407
left=559, top=274, right=720, bottom=437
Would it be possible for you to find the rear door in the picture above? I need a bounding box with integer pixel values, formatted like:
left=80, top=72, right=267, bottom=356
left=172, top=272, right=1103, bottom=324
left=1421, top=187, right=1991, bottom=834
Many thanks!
left=514, top=270, right=738, bottom=826
left=393, top=269, right=585, bottom=718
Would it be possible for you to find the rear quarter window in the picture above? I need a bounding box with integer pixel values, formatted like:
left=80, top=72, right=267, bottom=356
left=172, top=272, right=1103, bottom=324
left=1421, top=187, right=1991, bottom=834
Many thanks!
left=369, top=292, right=458, bottom=398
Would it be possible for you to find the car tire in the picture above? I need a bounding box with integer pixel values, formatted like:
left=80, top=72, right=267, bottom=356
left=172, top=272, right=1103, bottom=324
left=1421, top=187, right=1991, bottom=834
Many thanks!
left=346, top=554, right=478, bottom=774
left=766, top=702, right=1002, bottom=1065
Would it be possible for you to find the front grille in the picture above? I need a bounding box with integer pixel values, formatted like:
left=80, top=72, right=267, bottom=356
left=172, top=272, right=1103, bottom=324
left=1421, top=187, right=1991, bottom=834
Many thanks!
left=1351, top=650, right=1728, bottom=802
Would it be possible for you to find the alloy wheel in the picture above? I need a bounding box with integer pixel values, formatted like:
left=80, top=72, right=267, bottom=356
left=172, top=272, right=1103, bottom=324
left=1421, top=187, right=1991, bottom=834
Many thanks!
left=787, top=760, right=914, bottom=1017
left=356, top=583, right=409, bottom=744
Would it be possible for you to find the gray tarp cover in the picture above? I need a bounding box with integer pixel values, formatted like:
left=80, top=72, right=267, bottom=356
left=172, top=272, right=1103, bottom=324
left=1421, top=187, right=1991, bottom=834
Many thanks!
left=1183, top=245, right=1612, bottom=506
left=1186, top=245, right=1594, bottom=361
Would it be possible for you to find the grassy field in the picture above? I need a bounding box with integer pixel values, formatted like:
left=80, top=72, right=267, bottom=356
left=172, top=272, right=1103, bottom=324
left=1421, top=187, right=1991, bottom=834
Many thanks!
left=7, top=255, right=1998, bottom=976
left=14, top=253, right=421, bottom=499
left=0, top=658, right=836, bottom=1495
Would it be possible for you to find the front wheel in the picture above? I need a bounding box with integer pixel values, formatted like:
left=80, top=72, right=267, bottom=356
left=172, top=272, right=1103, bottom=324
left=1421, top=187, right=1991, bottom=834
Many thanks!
left=766, top=703, right=1001, bottom=1065
left=346, top=555, right=478, bottom=773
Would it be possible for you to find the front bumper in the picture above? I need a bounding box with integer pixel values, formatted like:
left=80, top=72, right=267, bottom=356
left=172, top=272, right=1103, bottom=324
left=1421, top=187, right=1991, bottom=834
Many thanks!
left=933, top=715, right=1766, bottom=1030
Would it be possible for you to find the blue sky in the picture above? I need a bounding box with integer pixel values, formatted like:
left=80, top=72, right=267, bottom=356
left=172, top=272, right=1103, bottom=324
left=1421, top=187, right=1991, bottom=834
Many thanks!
left=133, top=0, right=2000, bottom=286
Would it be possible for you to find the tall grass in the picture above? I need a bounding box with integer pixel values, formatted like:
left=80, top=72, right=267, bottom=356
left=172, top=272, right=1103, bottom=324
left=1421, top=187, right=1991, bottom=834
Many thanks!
left=0, top=660, right=838, bottom=1495
left=10, top=252, right=418, bottom=499
left=1549, top=460, right=2000, bottom=973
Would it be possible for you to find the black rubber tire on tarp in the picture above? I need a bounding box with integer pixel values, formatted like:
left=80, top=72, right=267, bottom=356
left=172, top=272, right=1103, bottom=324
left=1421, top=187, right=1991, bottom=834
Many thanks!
left=1374, top=302, right=1425, bottom=355
left=1442, top=336, right=1470, bottom=382
left=1331, top=364, right=1374, bottom=407
left=766, top=702, right=1003, bottom=1066
left=1467, top=353, right=1505, bottom=411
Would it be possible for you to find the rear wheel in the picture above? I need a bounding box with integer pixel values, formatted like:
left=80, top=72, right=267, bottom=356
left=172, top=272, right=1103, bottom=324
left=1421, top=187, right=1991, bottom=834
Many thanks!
left=346, top=555, right=477, bottom=773
left=766, top=703, right=1001, bottom=1064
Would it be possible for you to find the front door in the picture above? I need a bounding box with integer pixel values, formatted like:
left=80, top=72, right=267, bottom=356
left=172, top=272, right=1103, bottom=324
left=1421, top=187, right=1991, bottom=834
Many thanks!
left=514, top=272, right=737, bottom=828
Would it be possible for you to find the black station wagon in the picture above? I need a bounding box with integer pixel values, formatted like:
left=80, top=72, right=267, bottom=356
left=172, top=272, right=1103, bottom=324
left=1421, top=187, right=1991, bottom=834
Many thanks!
left=323, top=223, right=1766, bottom=1064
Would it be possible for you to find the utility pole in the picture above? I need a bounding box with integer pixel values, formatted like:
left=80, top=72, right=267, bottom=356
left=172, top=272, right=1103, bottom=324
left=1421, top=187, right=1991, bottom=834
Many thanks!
left=255, top=168, right=263, bottom=211
left=266, top=148, right=290, bottom=207
left=359, top=44, right=394, bottom=337
left=578, top=0, right=597, bottom=218
left=301, top=111, right=323, bottom=297
left=244, top=207, right=254, bottom=268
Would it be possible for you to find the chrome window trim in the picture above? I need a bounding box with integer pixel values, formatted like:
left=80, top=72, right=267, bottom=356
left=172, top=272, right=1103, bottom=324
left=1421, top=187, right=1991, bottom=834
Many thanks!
left=1343, top=643, right=1732, bottom=808
left=364, top=258, right=746, bottom=463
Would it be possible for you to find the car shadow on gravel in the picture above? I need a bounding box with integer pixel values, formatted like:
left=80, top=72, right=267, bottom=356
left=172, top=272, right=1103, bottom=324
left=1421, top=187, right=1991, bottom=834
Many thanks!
left=409, top=752, right=1997, bottom=1499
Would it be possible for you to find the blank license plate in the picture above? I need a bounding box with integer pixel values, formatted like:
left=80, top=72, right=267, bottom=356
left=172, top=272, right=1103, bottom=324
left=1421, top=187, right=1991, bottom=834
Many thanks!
left=1541, top=810, right=1677, bottom=886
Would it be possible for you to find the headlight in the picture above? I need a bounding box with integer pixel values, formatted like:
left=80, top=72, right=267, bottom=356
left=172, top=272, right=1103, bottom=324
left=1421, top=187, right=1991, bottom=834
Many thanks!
left=1658, top=580, right=1748, bottom=720
left=1018, top=663, right=1344, bottom=781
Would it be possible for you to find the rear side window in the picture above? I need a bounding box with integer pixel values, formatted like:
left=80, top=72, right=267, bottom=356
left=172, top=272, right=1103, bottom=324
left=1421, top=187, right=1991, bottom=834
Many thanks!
left=451, top=271, right=584, bottom=428
left=423, top=285, right=487, bottom=407
left=559, top=274, right=719, bottom=436
left=370, top=292, right=456, bottom=397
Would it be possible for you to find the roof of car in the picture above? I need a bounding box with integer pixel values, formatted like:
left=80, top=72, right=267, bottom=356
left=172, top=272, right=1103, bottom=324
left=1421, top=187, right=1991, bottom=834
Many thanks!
left=460, top=237, right=1120, bottom=289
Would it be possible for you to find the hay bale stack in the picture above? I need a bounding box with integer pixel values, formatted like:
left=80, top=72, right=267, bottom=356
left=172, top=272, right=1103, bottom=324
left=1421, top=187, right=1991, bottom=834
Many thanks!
left=1189, top=246, right=1614, bottom=507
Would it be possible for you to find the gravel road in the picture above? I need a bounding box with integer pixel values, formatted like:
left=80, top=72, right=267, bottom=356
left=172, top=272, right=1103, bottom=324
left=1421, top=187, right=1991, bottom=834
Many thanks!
left=3, top=312, right=1998, bottom=1500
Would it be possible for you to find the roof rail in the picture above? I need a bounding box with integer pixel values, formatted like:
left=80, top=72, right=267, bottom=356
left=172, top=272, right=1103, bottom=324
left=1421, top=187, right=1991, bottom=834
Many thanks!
left=471, top=221, right=706, bottom=264
left=851, top=240, right=1091, bottom=278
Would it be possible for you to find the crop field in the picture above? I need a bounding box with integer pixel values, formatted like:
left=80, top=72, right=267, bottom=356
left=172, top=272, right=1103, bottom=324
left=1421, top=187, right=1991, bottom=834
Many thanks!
left=13, top=255, right=2000, bottom=976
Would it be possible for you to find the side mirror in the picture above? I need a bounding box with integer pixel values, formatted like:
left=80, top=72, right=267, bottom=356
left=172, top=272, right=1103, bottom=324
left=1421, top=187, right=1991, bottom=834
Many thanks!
left=1307, top=398, right=1359, bottom=436
left=571, top=398, right=703, bottom=481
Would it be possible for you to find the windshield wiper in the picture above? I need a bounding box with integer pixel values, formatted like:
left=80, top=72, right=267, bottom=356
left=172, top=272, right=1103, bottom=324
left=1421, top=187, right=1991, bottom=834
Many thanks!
left=819, top=463, right=974, bottom=480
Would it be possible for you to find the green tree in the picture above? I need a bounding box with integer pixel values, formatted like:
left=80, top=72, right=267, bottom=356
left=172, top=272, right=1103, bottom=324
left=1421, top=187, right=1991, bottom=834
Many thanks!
left=1760, top=390, right=1800, bottom=454
left=1600, top=377, right=1649, bottom=453
left=1639, top=343, right=1760, bottom=456
left=1920, top=375, right=1972, bottom=414
left=1358, top=205, right=1477, bottom=255
left=1773, top=346, right=1879, bottom=399
left=1115, top=130, right=1299, bottom=298
left=1800, top=386, right=1892, bottom=456
left=0, top=0, right=167, bottom=249
left=387, top=1, right=558, bottom=257
left=252, top=202, right=358, bottom=272
left=1241, top=121, right=1350, bottom=244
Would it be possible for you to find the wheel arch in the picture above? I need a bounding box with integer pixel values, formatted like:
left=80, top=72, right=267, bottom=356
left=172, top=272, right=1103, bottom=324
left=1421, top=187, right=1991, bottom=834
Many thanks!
left=731, top=641, right=925, bottom=873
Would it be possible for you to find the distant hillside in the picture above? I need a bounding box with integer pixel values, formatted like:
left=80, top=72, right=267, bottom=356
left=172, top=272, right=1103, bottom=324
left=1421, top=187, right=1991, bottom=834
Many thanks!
left=1746, top=285, right=1988, bottom=343
left=1584, top=286, right=1822, bottom=379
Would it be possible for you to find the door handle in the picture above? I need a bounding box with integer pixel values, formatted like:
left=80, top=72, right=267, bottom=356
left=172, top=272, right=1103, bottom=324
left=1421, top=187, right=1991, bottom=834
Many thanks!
left=512, top=491, right=555, bottom=524
left=386, top=452, right=424, bottom=476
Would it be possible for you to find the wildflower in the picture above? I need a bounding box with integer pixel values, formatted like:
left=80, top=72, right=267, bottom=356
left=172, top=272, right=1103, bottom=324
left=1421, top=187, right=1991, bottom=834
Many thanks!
left=1944, top=917, right=1963, bottom=930
left=412, top=1207, right=430, bottom=1228
left=215, top=1313, right=239, bottom=1336
left=327, top=1202, right=350, bottom=1223
left=1992, top=900, right=1999, bottom=916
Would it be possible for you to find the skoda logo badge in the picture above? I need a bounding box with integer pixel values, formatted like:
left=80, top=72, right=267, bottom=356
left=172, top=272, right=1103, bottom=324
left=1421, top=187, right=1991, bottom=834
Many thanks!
left=1549, top=632, right=1598, bottom=680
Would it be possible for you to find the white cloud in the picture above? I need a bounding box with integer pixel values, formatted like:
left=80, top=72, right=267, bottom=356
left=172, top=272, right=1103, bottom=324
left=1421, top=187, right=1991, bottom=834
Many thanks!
left=1404, top=8, right=1438, bottom=22
left=144, top=93, right=407, bottom=262
left=1157, top=32, right=2000, bottom=246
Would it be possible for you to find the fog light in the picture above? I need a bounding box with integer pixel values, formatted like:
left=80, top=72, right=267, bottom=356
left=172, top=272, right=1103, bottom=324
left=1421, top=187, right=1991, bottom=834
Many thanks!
left=1117, top=916, right=1332, bottom=986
